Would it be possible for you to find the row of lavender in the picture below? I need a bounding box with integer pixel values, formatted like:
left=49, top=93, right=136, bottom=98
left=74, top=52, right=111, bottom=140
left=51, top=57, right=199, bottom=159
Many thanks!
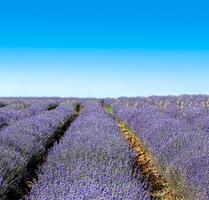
left=0, top=100, right=77, bottom=199
left=110, top=95, right=209, bottom=127
left=30, top=101, right=150, bottom=200
left=0, top=97, right=65, bottom=107
left=0, top=100, right=61, bottom=129
left=109, top=95, right=209, bottom=108
left=106, top=96, right=209, bottom=199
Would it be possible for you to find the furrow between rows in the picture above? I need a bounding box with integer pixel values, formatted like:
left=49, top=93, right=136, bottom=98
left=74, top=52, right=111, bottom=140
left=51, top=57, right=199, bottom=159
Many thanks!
left=103, top=106, right=180, bottom=200
left=24, top=104, right=81, bottom=198
left=118, top=122, right=176, bottom=200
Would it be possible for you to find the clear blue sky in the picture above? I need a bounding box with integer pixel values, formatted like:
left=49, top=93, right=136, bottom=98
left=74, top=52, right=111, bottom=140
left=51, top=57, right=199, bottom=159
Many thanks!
left=0, top=0, right=209, bottom=97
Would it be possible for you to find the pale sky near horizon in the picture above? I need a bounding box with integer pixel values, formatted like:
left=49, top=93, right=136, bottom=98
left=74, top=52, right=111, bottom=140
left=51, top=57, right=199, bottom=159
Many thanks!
left=0, top=0, right=209, bottom=97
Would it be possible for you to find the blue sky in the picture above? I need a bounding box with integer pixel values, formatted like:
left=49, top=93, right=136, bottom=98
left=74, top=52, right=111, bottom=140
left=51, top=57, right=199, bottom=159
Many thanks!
left=0, top=0, right=209, bottom=97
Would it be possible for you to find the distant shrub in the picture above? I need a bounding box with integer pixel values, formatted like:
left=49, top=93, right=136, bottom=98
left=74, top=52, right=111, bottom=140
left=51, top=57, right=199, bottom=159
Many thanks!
left=105, top=104, right=113, bottom=113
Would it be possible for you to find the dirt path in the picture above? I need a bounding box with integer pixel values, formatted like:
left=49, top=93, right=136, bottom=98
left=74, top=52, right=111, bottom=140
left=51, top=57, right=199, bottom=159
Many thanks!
left=118, top=121, right=177, bottom=200
left=103, top=106, right=180, bottom=200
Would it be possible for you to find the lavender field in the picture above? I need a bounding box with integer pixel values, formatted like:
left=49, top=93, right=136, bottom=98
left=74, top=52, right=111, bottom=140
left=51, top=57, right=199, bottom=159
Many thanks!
left=0, top=95, right=208, bottom=200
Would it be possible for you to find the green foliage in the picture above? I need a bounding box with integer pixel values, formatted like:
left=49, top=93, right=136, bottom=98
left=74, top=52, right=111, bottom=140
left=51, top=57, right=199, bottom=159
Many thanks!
left=105, top=104, right=113, bottom=113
